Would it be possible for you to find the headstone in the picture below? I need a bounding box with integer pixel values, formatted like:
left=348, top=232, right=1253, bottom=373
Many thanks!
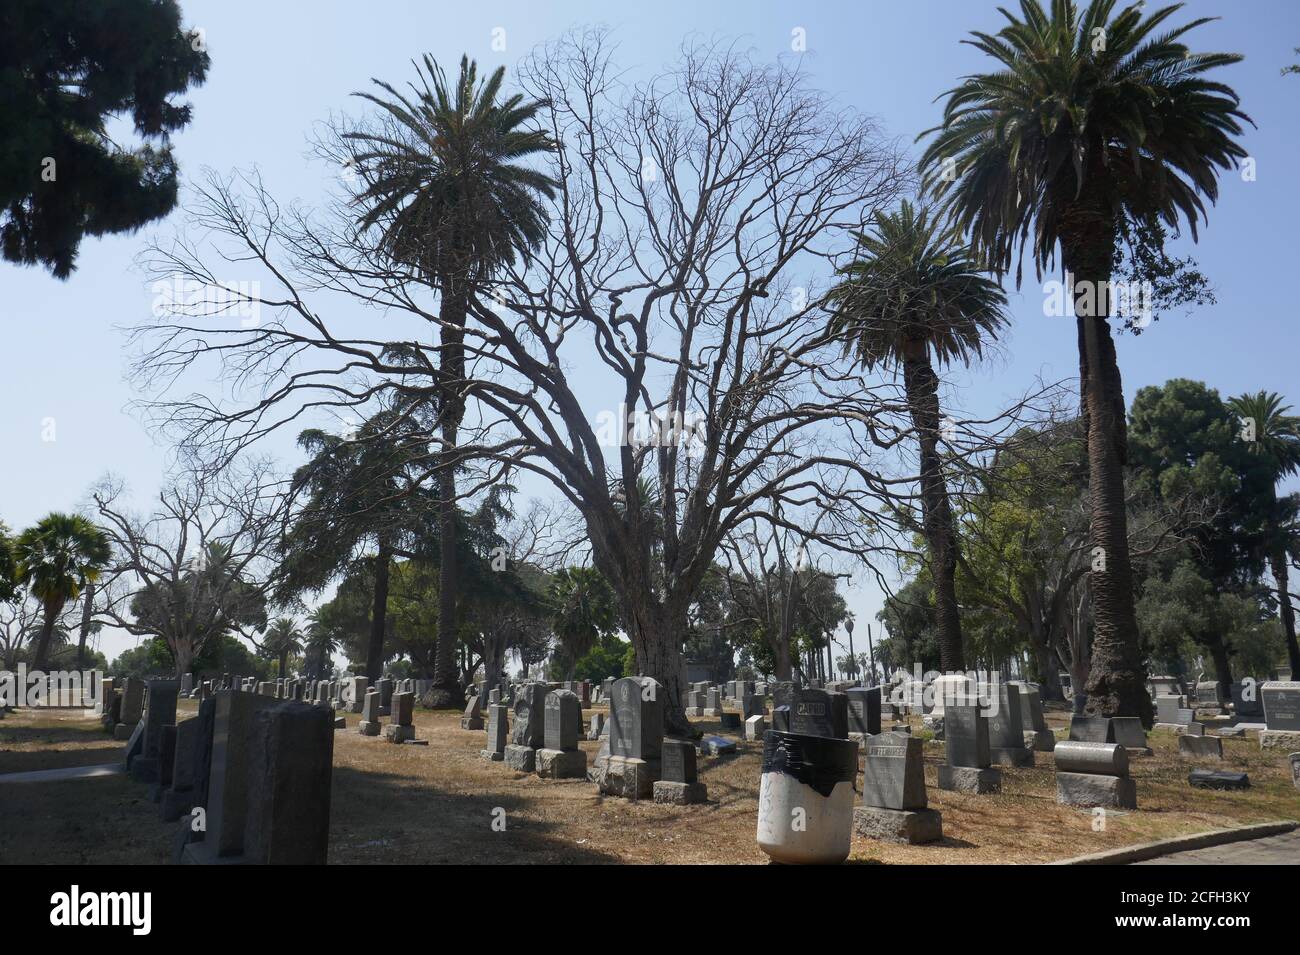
left=861, top=731, right=927, bottom=811
left=938, top=704, right=999, bottom=794
left=160, top=716, right=201, bottom=822
left=132, top=679, right=179, bottom=783
left=741, top=693, right=765, bottom=721
left=653, top=738, right=707, bottom=804
left=358, top=688, right=382, bottom=736
left=179, top=673, right=194, bottom=696
left=243, top=701, right=334, bottom=864
left=345, top=676, right=369, bottom=714
left=985, top=684, right=1033, bottom=766
left=790, top=687, right=848, bottom=739
left=1290, top=752, right=1300, bottom=791
left=945, top=705, right=990, bottom=768
left=119, top=677, right=145, bottom=727
left=845, top=687, right=881, bottom=738
left=1054, top=740, right=1136, bottom=809
left=1230, top=679, right=1265, bottom=720
left=377, top=677, right=395, bottom=717
left=510, top=683, right=546, bottom=748
left=461, top=694, right=484, bottom=731
left=1262, top=682, right=1300, bottom=730
left=1068, top=715, right=1112, bottom=743
left=182, top=690, right=278, bottom=862
left=385, top=690, right=416, bottom=742
left=744, top=715, right=766, bottom=741
left=481, top=703, right=509, bottom=761
left=1155, top=694, right=1194, bottom=728
left=543, top=689, right=581, bottom=751
left=607, top=676, right=664, bottom=760
left=1110, top=716, right=1151, bottom=755
left=587, top=712, right=605, bottom=741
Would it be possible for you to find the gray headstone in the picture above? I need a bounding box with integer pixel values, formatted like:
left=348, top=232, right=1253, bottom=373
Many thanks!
left=985, top=684, right=1024, bottom=749
left=608, top=676, right=664, bottom=760
left=544, top=689, right=581, bottom=752
left=846, top=687, right=882, bottom=736
left=1068, top=716, right=1112, bottom=743
left=119, top=677, right=145, bottom=725
left=862, top=731, right=927, bottom=811
left=243, top=701, right=334, bottom=864
left=204, top=690, right=278, bottom=859
left=1262, top=682, right=1300, bottom=730
left=790, top=687, right=848, bottom=739
left=1156, top=694, right=1194, bottom=725
left=143, top=679, right=179, bottom=761
left=391, top=691, right=414, bottom=727
left=511, top=683, right=547, bottom=748
left=944, top=705, right=991, bottom=768
left=486, top=703, right=509, bottom=755
left=661, top=738, right=698, bottom=784
left=361, top=688, right=381, bottom=724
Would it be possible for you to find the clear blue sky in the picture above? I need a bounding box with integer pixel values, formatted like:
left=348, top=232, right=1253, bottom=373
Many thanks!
left=3, top=0, right=1297, bottom=664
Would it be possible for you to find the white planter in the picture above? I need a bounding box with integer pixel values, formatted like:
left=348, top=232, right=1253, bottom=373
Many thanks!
left=756, top=771, right=855, bottom=864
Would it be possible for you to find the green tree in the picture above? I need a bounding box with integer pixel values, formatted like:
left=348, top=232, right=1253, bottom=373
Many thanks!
left=128, top=540, right=267, bottom=677
left=261, top=616, right=305, bottom=678
left=547, top=566, right=619, bottom=679
left=346, top=54, right=557, bottom=707
left=1227, top=391, right=1300, bottom=675
left=922, top=0, right=1250, bottom=723
left=0, top=0, right=209, bottom=277
left=277, top=411, right=436, bottom=683
left=13, top=513, right=111, bottom=669
left=829, top=200, right=1008, bottom=672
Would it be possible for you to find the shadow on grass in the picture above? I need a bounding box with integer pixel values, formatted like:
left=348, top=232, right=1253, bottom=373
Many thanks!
left=327, top=764, right=621, bottom=864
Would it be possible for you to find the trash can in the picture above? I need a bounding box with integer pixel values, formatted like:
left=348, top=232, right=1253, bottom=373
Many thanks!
left=756, top=731, right=859, bottom=864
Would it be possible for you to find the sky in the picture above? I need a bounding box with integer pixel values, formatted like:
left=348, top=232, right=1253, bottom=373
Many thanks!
left=3, top=0, right=1298, bottom=667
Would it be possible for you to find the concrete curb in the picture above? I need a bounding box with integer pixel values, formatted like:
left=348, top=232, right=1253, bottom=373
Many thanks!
left=1049, top=820, right=1299, bottom=865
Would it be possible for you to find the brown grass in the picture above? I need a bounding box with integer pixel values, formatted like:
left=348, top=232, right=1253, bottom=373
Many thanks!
left=1, top=701, right=1295, bottom=865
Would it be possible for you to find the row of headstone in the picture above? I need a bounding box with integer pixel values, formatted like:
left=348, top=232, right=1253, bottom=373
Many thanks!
left=174, top=689, right=335, bottom=864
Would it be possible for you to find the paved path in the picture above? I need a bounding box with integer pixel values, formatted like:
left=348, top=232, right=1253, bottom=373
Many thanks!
left=0, top=763, right=124, bottom=785
left=1135, top=830, right=1300, bottom=864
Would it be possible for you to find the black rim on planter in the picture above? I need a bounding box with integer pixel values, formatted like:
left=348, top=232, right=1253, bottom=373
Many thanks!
left=761, top=730, right=859, bottom=798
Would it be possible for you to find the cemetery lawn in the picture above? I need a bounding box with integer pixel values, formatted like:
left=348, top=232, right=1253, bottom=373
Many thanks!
left=3, top=704, right=1296, bottom=864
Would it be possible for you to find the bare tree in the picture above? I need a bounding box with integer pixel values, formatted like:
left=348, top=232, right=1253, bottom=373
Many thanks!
left=89, top=461, right=282, bottom=677
left=129, top=32, right=909, bottom=732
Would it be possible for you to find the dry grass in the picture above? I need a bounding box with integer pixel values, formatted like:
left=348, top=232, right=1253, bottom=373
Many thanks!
left=1, top=701, right=1295, bottom=865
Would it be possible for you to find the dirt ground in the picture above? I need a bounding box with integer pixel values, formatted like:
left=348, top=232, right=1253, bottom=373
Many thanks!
left=2, top=701, right=1297, bottom=865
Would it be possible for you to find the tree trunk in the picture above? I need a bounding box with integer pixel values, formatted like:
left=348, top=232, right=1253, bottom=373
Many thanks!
left=430, top=280, right=467, bottom=708
left=625, top=596, right=692, bottom=737
left=278, top=650, right=288, bottom=679
left=365, top=539, right=391, bottom=682
left=1271, top=546, right=1300, bottom=675
left=1027, top=619, right=1064, bottom=701
left=75, top=581, right=95, bottom=670
left=1062, top=214, right=1153, bottom=727
left=902, top=348, right=965, bottom=673
left=1207, top=636, right=1233, bottom=700
left=174, top=640, right=194, bottom=680
left=30, top=601, right=61, bottom=671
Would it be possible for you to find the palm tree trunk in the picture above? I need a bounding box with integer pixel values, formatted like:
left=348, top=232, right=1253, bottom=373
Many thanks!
left=75, top=581, right=95, bottom=670
left=430, top=279, right=467, bottom=707
left=278, top=650, right=288, bottom=679
left=902, top=349, right=965, bottom=673
left=1270, top=546, right=1300, bottom=675
left=364, top=539, right=391, bottom=682
left=1064, top=218, right=1152, bottom=726
left=31, top=603, right=60, bottom=671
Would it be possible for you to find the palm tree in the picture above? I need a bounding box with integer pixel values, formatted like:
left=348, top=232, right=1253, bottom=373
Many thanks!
left=13, top=513, right=111, bottom=670
left=262, top=616, right=305, bottom=678
left=303, top=609, right=342, bottom=680
left=1227, top=391, right=1300, bottom=676
left=347, top=55, right=557, bottom=707
left=277, top=411, right=435, bottom=683
left=920, top=0, right=1250, bottom=722
left=547, top=566, right=619, bottom=679
left=828, top=201, right=1008, bottom=673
